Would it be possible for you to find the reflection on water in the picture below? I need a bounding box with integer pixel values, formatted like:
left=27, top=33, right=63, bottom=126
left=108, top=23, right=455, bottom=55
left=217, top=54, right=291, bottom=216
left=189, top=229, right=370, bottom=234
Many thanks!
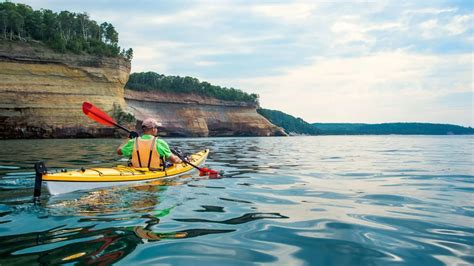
left=0, top=136, right=473, bottom=265
left=0, top=218, right=236, bottom=265
left=47, top=181, right=173, bottom=216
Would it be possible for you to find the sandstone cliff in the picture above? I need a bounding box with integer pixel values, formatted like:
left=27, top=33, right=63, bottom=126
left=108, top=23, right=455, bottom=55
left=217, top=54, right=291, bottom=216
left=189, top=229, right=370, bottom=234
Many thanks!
left=0, top=41, right=131, bottom=138
left=0, top=41, right=286, bottom=138
left=125, top=90, right=286, bottom=137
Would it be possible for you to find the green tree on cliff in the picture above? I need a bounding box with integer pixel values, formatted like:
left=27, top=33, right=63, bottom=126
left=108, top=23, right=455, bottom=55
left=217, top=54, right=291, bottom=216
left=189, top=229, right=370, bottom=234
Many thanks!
left=0, top=2, right=130, bottom=59
left=257, top=108, right=320, bottom=135
left=0, top=10, right=7, bottom=39
left=125, top=48, right=133, bottom=60
left=126, top=72, right=260, bottom=104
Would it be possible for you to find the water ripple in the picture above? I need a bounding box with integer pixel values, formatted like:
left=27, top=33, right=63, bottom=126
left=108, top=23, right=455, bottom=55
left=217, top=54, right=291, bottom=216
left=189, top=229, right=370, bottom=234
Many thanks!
left=0, top=136, right=473, bottom=265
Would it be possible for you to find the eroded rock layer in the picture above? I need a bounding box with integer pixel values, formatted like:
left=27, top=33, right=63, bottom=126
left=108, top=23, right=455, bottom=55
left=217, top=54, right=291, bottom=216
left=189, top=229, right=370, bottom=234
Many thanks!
left=0, top=41, right=130, bottom=138
left=125, top=90, right=286, bottom=137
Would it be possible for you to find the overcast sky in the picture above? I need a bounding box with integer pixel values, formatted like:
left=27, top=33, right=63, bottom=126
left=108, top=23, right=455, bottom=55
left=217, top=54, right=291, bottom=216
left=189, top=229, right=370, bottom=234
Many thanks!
left=13, top=0, right=473, bottom=126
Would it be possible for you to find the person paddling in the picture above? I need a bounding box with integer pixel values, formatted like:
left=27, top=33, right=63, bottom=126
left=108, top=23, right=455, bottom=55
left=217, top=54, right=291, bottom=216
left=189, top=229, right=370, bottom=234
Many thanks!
left=117, top=118, right=182, bottom=169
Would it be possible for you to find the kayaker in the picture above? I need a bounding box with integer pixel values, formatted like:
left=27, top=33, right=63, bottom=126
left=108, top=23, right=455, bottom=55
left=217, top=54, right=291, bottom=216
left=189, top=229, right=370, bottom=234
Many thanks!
left=117, top=118, right=182, bottom=169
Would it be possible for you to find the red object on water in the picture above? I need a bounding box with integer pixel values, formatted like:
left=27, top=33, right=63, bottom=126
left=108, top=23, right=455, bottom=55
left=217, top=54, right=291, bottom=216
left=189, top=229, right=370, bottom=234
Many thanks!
left=208, top=173, right=221, bottom=179
left=198, top=167, right=221, bottom=179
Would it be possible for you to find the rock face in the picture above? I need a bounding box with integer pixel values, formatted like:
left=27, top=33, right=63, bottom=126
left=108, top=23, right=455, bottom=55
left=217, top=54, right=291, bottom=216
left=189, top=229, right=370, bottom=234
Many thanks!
left=0, top=41, right=286, bottom=138
left=0, top=41, right=131, bottom=138
left=125, top=90, right=287, bottom=137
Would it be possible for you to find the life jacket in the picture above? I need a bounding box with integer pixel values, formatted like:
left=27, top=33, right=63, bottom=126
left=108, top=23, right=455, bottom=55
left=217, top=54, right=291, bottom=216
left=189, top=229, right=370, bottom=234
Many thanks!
left=130, top=136, right=164, bottom=169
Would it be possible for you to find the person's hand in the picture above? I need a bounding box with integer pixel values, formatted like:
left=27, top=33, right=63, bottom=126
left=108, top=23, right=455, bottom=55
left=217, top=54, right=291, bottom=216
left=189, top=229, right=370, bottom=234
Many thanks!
left=129, top=131, right=139, bottom=139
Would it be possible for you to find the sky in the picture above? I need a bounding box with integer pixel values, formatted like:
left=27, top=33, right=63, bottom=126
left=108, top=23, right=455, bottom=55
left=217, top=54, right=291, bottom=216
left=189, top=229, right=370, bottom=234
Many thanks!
left=12, top=0, right=474, bottom=126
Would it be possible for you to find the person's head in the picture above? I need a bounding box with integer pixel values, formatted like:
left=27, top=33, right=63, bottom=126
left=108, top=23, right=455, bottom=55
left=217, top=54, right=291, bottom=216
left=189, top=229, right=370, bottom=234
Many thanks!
left=141, top=118, right=162, bottom=135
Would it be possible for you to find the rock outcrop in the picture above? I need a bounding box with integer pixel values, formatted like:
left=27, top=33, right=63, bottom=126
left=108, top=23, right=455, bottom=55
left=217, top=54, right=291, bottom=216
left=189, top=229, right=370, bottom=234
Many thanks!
left=125, top=90, right=286, bottom=137
left=0, top=41, right=131, bottom=138
left=0, top=41, right=286, bottom=138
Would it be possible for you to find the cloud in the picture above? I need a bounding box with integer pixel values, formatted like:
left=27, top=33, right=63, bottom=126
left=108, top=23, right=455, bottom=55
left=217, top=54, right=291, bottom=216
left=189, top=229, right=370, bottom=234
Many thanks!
left=445, top=15, right=473, bottom=35
left=403, top=7, right=458, bottom=15
left=213, top=51, right=472, bottom=125
left=144, top=5, right=227, bottom=27
left=419, top=19, right=439, bottom=38
left=331, top=21, right=376, bottom=46
left=419, top=15, right=473, bottom=39
left=195, top=61, right=218, bottom=67
left=251, top=3, right=318, bottom=23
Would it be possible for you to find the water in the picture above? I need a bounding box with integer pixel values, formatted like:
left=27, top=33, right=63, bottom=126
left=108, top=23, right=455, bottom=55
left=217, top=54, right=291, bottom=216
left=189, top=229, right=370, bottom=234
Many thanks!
left=0, top=136, right=473, bottom=265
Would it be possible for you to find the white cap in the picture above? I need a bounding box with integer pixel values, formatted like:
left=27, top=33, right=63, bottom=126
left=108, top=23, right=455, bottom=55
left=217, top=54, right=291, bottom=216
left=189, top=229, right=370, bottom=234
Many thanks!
left=141, top=118, right=162, bottom=129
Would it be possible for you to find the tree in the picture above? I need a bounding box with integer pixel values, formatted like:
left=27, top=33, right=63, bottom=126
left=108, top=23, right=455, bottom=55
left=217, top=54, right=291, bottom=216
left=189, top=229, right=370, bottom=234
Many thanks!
left=0, top=10, right=7, bottom=39
left=25, top=10, right=42, bottom=39
left=105, top=23, right=118, bottom=44
left=0, top=3, right=130, bottom=58
left=8, top=10, right=23, bottom=40
left=41, top=9, right=56, bottom=41
left=125, top=48, right=133, bottom=60
left=257, top=108, right=319, bottom=135
left=77, top=12, right=89, bottom=40
left=57, top=11, right=74, bottom=42
left=99, top=22, right=107, bottom=42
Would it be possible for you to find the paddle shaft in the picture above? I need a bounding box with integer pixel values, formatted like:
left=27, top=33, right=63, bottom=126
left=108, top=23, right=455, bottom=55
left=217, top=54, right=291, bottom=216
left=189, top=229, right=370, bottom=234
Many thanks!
left=171, top=149, right=203, bottom=171
left=112, top=122, right=132, bottom=134
left=170, top=148, right=220, bottom=177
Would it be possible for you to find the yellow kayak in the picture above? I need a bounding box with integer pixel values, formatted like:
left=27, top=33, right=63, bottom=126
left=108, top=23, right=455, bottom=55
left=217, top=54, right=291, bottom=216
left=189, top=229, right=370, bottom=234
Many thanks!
left=34, top=149, right=209, bottom=196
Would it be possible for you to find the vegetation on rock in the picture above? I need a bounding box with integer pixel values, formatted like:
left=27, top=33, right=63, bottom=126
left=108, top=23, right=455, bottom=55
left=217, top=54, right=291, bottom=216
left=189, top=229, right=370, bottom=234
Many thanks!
left=257, top=108, right=319, bottom=135
left=126, top=72, right=259, bottom=104
left=312, top=123, right=474, bottom=135
left=0, top=2, right=132, bottom=59
left=112, top=103, right=135, bottom=125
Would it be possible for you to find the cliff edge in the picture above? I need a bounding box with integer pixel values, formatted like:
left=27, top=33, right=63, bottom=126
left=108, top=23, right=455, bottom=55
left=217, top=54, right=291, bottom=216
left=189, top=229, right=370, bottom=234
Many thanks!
left=0, top=41, right=131, bottom=138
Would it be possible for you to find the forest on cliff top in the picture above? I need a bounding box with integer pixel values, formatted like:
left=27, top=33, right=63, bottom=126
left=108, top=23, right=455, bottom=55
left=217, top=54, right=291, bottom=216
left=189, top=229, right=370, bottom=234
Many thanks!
left=0, top=2, right=132, bottom=59
left=126, top=72, right=260, bottom=104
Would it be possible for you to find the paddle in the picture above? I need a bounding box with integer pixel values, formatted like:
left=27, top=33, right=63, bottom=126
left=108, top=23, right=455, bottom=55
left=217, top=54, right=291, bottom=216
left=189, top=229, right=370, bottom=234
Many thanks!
left=82, top=102, right=132, bottom=134
left=170, top=148, right=221, bottom=179
left=82, top=102, right=221, bottom=178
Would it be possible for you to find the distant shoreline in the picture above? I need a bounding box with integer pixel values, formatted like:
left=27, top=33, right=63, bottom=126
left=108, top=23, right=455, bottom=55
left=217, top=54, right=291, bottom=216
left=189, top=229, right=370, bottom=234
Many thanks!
left=257, top=108, right=473, bottom=136
left=312, top=122, right=474, bottom=135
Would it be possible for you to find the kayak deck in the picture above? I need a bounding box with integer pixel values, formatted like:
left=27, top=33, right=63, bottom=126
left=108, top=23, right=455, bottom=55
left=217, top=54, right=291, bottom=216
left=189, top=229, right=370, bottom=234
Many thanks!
left=40, top=149, right=209, bottom=195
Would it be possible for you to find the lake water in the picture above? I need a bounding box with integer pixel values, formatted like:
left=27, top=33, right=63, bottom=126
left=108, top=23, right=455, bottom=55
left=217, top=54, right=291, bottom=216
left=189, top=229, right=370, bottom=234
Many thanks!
left=0, top=136, right=473, bottom=265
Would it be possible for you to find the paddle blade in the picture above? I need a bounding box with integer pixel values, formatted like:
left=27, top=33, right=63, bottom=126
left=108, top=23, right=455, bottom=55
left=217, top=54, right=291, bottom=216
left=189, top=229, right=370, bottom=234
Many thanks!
left=82, top=102, right=116, bottom=127
left=198, top=168, right=207, bottom=176
left=199, top=167, right=222, bottom=179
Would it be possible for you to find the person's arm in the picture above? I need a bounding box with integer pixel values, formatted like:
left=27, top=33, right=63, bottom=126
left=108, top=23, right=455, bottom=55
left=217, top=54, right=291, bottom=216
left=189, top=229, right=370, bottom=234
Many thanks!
left=117, top=139, right=133, bottom=156
left=157, top=140, right=182, bottom=164
left=169, top=154, right=182, bottom=164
